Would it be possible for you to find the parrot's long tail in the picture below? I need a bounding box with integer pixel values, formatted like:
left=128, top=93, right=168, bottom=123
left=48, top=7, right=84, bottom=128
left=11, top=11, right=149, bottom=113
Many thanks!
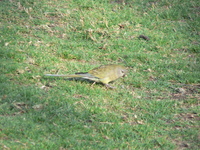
left=45, top=73, right=100, bottom=81
left=45, top=74, right=84, bottom=78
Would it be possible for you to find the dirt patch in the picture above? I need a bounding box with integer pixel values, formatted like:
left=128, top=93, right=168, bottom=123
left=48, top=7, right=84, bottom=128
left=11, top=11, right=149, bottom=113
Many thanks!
left=171, top=84, right=200, bottom=100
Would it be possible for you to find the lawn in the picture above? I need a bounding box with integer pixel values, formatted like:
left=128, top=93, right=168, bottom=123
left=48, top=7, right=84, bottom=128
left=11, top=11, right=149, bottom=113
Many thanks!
left=0, top=0, right=199, bottom=149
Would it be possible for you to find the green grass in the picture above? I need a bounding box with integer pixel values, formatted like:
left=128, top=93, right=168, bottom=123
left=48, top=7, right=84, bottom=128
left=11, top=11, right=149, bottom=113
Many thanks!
left=0, top=0, right=199, bottom=149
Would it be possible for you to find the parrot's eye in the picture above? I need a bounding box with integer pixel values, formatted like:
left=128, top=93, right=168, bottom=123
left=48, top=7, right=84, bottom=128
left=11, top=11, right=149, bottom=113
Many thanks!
left=120, top=69, right=127, bottom=77
left=121, top=70, right=125, bottom=74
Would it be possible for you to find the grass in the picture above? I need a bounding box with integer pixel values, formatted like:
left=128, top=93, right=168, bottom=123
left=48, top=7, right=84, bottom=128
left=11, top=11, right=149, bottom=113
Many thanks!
left=0, top=0, right=200, bottom=149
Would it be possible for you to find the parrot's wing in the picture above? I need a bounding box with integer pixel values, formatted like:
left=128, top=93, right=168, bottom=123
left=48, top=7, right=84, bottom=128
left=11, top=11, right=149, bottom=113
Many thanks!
left=75, top=73, right=100, bottom=82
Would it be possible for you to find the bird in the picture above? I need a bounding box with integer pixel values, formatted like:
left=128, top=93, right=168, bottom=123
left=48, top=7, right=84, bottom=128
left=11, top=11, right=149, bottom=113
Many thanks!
left=45, top=64, right=127, bottom=88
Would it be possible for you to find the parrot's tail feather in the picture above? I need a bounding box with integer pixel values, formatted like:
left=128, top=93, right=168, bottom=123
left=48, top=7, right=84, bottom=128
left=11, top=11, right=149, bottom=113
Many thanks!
left=45, top=73, right=98, bottom=78
left=45, top=74, right=64, bottom=77
left=45, top=74, right=82, bottom=77
left=45, top=73, right=100, bottom=82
